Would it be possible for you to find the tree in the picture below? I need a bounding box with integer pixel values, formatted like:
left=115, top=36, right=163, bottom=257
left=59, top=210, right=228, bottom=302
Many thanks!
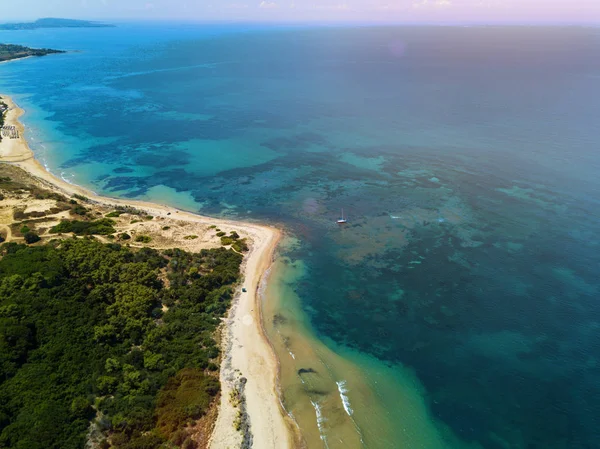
left=23, top=232, right=41, bottom=244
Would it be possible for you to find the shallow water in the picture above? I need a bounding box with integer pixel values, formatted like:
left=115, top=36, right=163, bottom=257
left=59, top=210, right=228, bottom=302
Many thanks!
left=263, top=245, right=479, bottom=448
left=2, top=24, right=600, bottom=448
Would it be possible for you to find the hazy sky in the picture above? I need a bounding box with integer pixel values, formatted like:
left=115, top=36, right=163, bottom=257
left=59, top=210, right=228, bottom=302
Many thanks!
left=2, top=0, right=599, bottom=24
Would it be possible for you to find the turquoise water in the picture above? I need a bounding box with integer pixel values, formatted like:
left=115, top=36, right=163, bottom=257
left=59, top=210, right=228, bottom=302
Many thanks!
left=2, top=24, right=600, bottom=448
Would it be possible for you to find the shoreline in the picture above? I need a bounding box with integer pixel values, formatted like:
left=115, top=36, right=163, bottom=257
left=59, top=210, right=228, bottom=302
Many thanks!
left=0, top=56, right=33, bottom=65
left=0, top=55, right=33, bottom=64
left=0, top=93, right=298, bottom=448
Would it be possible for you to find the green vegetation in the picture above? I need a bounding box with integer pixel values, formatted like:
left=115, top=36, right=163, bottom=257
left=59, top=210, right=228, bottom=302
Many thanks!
left=70, top=205, right=88, bottom=216
left=232, top=240, right=249, bottom=253
left=50, top=219, right=116, bottom=236
left=0, top=175, right=67, bottom=204
left=118, top=233, right=131, bottom=241
left=0, top=170, right=72, bottom=215
left=105, top=206, right=152, bottom=221
left=0, top=44, right=65, bottom=62
left=219, top=231, right=249, bottom=253
left=184, top=235, right=198, bottom=240
left=23, top=232, right=41, bottom=244
left=0, top=100, right=6, bottom=137
left=0, top=18, right=115, bottom=30
left=0, top=238, right=242, bottom=448
left=135, top=235, right=152, bottom=244
left=72, top=194, right=89, bottom=203
left=216, top=232, right=226, bottom=237
left=162, top=226, right=171, bottom=231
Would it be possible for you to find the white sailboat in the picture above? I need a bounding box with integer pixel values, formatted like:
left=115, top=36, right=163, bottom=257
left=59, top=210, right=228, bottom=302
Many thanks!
left=337, top=208, right=347, bottom=224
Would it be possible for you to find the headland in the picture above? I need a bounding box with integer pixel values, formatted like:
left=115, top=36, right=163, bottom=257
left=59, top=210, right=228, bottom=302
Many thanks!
left=0, top=93, right=298, bottom=448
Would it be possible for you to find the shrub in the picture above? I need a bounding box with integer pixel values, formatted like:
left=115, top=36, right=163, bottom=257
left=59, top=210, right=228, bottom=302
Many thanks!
left=105, top=211, right=122, bottom=218
left=24, top=232, right=41, bottom=244
left=232, top=239, right=249, bottom=253
left=71, top=204, right=88, bottom=216
left=50, top=219, right=116, bottom=236
left=20, top=225, right=30, bottom=234
left=184, top=235, right=198, bottom=240
left=135, top=235, right=152, bottom=244
left=207, top=362, right=218, bottom=371
left=220, top=237, right=234, bottom=246
left=162, top=226, right=171, bottom=231
left=216, top=231, right=226, bottom=237
left=182, top=438, right=198, bottom=449
left=119, top=233, right=131, bottom=240
left=72, top=194, right=88, bottom=202
left=156, top=369, right=218, bottom=435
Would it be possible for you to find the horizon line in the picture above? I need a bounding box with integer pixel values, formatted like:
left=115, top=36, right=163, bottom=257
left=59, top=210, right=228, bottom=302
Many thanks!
left=1, top=16, right=599, bottom=27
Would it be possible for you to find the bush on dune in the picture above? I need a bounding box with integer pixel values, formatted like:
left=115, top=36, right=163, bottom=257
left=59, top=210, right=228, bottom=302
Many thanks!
left=50, top=218, right=116, bottom=236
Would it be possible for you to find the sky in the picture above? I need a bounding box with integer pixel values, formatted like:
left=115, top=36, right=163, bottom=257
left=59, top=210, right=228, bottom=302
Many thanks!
left=1, top=0, right=599, bottom=24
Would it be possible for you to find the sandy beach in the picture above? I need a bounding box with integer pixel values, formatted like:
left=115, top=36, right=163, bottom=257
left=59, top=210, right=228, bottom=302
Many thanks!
left=0, top=94, right=297, bottom=449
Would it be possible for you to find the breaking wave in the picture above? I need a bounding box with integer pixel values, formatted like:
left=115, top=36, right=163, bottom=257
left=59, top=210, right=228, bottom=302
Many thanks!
left=336, top=380, right=354, bottom=416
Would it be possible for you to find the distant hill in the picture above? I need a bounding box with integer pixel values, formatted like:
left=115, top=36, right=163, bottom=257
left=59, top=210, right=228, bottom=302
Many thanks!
left=0, top=44, right=65, bottom=62
left=0, top=18, right=114, bottom=30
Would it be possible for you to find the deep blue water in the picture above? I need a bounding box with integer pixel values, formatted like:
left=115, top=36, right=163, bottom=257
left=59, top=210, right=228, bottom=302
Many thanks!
left=2, top=23, right=600, bottom=448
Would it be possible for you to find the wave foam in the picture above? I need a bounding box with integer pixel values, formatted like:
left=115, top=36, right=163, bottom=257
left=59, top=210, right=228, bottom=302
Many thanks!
left=336, top=380, right=354, bottom=416
left=310, top=400, right=330, bottom=448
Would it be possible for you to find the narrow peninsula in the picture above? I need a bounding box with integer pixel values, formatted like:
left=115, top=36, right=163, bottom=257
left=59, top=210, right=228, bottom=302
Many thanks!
left=0, top=44, right=65, bottom=63
left=0, top=18, right=114, bottom=30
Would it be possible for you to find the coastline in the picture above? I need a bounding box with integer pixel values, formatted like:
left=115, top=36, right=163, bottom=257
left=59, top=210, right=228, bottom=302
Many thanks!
left=0, top=93, right=297, bottom=448
left=0, top=56, right=33, bottom=65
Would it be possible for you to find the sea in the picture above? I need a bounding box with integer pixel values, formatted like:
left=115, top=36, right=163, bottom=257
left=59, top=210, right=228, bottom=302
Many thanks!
left=1, top=22, right=600, bottom=449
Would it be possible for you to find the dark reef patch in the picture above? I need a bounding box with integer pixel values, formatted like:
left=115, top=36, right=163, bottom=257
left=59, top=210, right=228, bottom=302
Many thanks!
left=113, top=166, right=134, bottom=174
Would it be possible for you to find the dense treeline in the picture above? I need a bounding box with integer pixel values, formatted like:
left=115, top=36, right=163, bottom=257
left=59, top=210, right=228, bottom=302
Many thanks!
left=50, top=218, right=117, bottom=235
left=0, top=44, right=65, bottom=62
left=0, top=238, right=243, bottom=448
left=0, top=101, right=6, bottom=130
